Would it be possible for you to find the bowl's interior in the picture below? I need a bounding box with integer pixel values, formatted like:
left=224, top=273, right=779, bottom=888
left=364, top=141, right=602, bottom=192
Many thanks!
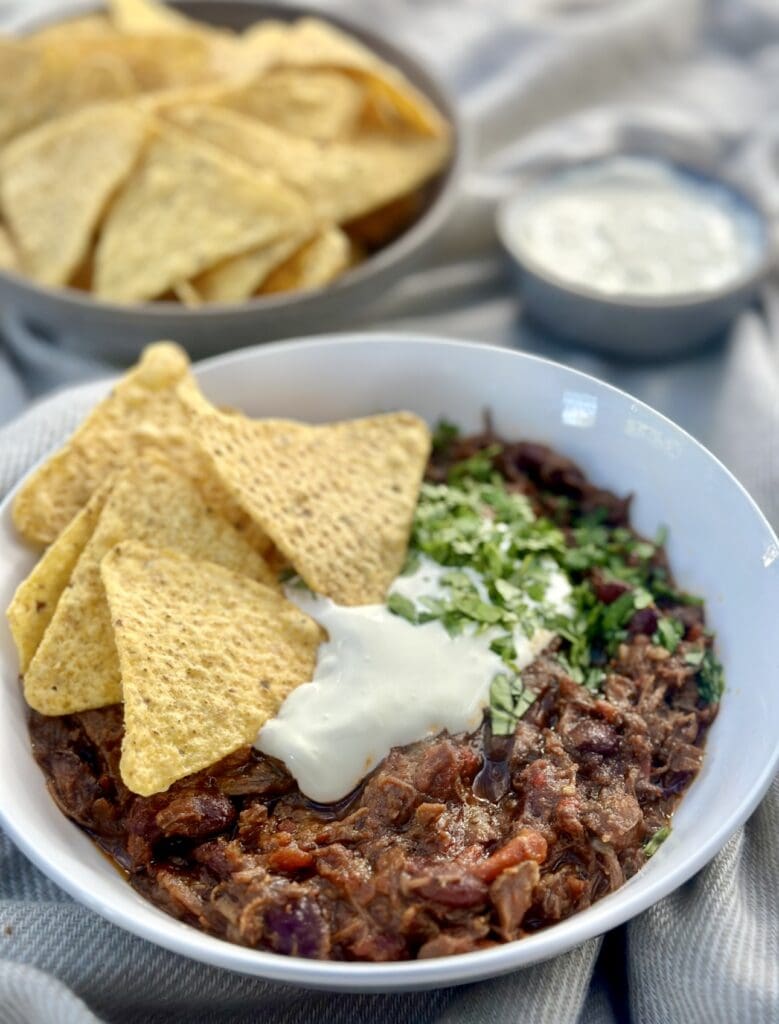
left=0, top=336, right=777, bottom=992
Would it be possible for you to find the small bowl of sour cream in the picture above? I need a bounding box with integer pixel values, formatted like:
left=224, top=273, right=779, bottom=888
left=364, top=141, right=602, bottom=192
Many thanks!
left=497, top=155, right=771, bottom=358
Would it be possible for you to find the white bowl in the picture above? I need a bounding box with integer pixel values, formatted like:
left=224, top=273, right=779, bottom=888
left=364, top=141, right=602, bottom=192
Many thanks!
left=1, top=334, right=777, bottom=992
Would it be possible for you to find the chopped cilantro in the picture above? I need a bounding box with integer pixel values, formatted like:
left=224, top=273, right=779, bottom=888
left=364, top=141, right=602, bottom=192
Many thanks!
left=399, top=550, right=421, bottom=576
left=489, top=633, right=517, bottom=663
left=432, top=419, right=459, bottom=453
left=447, top=444, right=502, bottom=484
left=489, top=672, right=536, bottom=736
left=632, top=540, right=655, bottom=561
left=684, top=649, right=705, bottom=667
left=388, top=446, right=718, bottom=703
left=653, top=617, right=684, bottom=653
left=643, top=825, right=671, bottom=857
left=386, top=593, right=418, bottom=624
left=697, top=649, right=725, bottom=704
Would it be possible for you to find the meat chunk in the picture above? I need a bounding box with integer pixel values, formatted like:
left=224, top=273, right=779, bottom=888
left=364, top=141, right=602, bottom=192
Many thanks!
left=155, top=790, right=236, bottom=838
left=490, top=861, right=540, bottom=940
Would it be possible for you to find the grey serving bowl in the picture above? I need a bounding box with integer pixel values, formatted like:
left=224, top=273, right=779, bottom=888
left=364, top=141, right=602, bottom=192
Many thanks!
left=496, top=158, right=771, bottom=360
left=0, top=0, right=464, bottom=363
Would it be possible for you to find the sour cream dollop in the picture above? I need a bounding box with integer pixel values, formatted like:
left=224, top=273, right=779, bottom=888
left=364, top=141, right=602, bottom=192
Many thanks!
left=505, top=157, right=764, bottom=298
left=255, top=558, right=571, bottom=803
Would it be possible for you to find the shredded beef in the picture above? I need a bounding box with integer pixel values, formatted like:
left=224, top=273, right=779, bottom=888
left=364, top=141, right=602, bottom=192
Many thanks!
left=27, top=436, right=717, bottom=962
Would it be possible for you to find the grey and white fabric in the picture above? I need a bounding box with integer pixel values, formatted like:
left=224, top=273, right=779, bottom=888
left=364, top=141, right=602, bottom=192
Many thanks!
left=0, top=0, right=778, bottom=1021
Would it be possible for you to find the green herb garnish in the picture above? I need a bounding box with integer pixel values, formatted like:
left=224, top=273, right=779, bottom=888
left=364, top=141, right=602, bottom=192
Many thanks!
left=386, top=593, right=418, bottom=624
left=653, top=617, right=684, bottom=653
left=489, top=672, right=536, bottom=736
left=643, top=825, right=671, bottom=857
left=684, top=649, right=705, bottom=667
left=447, top=444, right=502, bottom=484
left=388, top=437, right=718, bottom=701
left=696, top=649, right=725, bottom=704
left=432, top=419, right=459, bottom=453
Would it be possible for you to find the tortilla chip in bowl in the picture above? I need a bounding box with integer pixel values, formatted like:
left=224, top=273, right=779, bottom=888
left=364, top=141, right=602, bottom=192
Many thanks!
left=0, top=0, right=463, bottom=360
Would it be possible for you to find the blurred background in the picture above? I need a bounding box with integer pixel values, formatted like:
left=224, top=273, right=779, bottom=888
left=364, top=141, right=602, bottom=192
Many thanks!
left=0, top=0, right=777, bottom=523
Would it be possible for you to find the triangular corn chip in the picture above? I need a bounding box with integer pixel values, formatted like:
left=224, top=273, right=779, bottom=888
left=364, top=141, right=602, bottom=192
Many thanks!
left=221, top=66, right=365, bottom=142
left=23, top=455, right=275, bottom=717
left=94, top=126, right=310, bottom=302
left=106, top=0, right=239, bottom=80
left=0, top=225, right=18, bottom=272
left=26, top=15, right=113, bottom=50
left=0, top=105, right=149, bottom=287
left=0, top=40, right=52, bottom=146
left=260, top=225, right=350, bottom=294
left=192, top=231, right=309, bottom=303
left=101, top=542, right=323, bottom=795
left=107, top=0, right=195, bottom=35
left=12, top=342, right=266, bottom=549
left=189, top=409, right=431, bottom=605
left=240, top=18, right=446, bottom=138
left=7, top=479, right=113, bottom=674
left=164, top=104, right=449, bottom=224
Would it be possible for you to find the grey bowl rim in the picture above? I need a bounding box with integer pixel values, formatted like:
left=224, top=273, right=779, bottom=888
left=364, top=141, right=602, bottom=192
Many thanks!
left=495, top=154, right=773, bottom=312
left=1, top=0, right=465, bottom=321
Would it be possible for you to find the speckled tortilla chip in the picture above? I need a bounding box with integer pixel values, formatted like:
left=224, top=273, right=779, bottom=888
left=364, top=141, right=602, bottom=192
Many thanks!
left=11, top=342, right=267, bottom=550
left=23, top=455, right=275, bottom=717
left=0, top=225, right=18, bottom=272
left=7, top=479, right=113, bottom=674
left=107, top=0, right=196, bottom=35
left=192, top=231, right=309, bottom=303
left=93, top=126, right=310, bottom=302
left=190, top=409, right=431, bottom=605
left=239, top=18, right=447, bottom=139
left=221, top=67, right=365, bottom=142
left=260, top=225, right=350, bottom=294
left=163, top=104, right=448, bottom=225
left=0, top=105, right=149, bottom=287
left=101, top=541, right=323, bottom=795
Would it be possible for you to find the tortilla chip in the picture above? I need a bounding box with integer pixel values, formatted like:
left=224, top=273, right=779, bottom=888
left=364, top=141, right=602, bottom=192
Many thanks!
left=94, top=126, right=309, bottom=302
left=7, top=479, right=113, bottom=674
left=240, top=18, right=445, bottom=138
left=0, top=225, right=18, bottom=272
left=0, top=105, right=149, bottom=287
left=0, top=41, right=50, bottom=145
left=171, top=279, right=202, bottom=307
left=260, top=225, right=350, bottom=294
left=107, top=0, right=195, bottom=34
left=288, top=19, right=446, bottom=138
left=101, top=541, right=322, bottom=795
left=23, top=455, right=275, bottom=717
left=26, top=15, right=114, bottom=49
left=344, top=189, right=425, bottom=251
left=64, top=52, right=138, bottom=107
left=221, top=67, right=365, bottom=142
left=12, top=342, right=267, bottom=549
left=279, top=18, right=380, bottom=72
left=20, top=25, right=215, bottom=125
left=189, top=409, right=431, bottom=605
left=192, top=231, right=309, bottom=303
left=163, top=104, right=448, bottom=224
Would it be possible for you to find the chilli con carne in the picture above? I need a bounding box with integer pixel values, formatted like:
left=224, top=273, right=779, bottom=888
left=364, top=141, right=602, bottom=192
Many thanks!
left=28, top=428, right=720, bottom=961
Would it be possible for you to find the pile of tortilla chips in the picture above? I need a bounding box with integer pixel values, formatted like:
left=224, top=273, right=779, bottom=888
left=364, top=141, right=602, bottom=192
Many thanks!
left=0, top=0, right=451, bottom=304
left=7, top=342, right=431, bottom=796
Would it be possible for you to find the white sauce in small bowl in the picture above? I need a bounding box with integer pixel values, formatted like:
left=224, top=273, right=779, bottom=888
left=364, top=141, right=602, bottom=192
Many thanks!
left=503, top=157, right=765, bottom=300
